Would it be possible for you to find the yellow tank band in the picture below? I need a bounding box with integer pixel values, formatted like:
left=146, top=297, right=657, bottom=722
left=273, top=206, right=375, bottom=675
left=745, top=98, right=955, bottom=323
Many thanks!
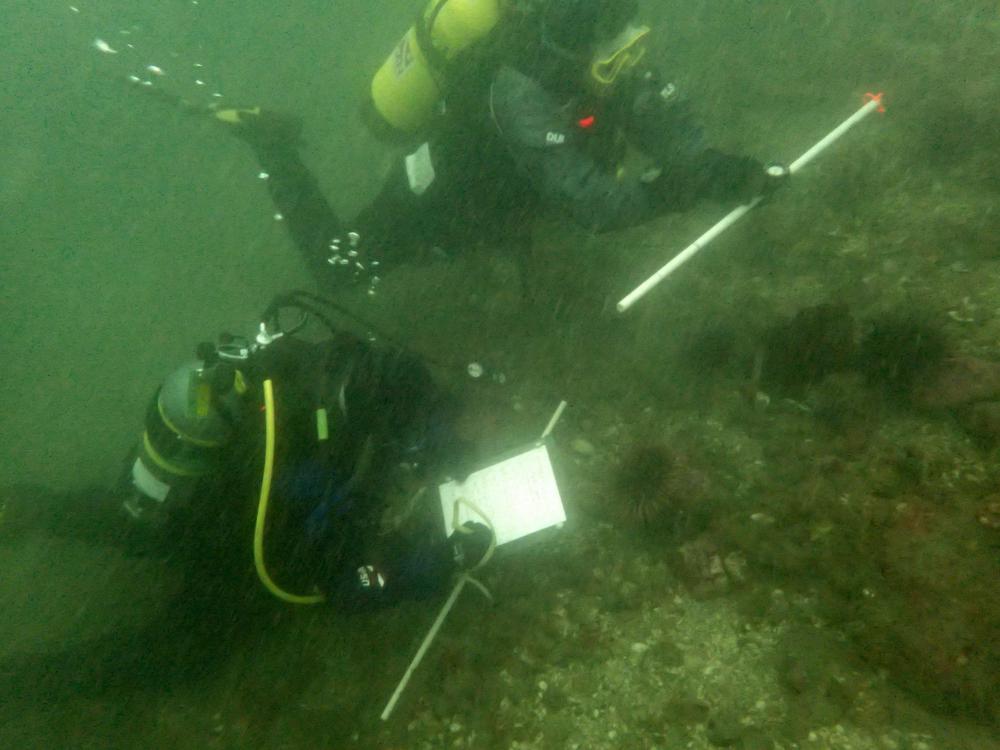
left=158, top=397, right=224, bottom=448
left=141, top=431, right=204, bottom=478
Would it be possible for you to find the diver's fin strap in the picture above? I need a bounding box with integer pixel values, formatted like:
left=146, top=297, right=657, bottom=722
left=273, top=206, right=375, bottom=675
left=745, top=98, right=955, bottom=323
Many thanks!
left=212, top=106, right=262, bottom=125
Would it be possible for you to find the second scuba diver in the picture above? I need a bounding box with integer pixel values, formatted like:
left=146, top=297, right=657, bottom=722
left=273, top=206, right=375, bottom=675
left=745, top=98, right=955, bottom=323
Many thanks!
left=212, top=0, right=789, bottom=289
left=0, top=290, right=492, bottom=700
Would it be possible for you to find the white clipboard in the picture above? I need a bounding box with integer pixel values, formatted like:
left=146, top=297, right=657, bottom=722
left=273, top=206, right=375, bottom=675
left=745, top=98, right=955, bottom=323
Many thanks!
left=438, top=442, right=565, bottom=546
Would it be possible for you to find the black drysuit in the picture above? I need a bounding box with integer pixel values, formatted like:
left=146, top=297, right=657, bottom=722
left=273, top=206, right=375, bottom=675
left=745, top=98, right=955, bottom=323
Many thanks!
left=0, top=334, right=474, bottom=704
left=250, top=60, right=763, bottom=288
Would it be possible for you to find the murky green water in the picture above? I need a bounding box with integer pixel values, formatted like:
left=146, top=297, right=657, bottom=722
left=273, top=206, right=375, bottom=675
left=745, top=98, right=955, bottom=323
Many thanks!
left=2, top=1, right=998, bottom=747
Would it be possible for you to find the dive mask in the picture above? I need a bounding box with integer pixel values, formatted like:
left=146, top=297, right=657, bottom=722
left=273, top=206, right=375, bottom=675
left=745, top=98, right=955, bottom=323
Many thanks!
left=590, top=22, right=650, bottom=94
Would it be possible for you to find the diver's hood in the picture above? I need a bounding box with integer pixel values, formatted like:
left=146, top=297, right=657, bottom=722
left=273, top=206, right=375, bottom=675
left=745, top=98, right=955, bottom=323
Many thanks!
left=539, top=0, right=637, bottom=54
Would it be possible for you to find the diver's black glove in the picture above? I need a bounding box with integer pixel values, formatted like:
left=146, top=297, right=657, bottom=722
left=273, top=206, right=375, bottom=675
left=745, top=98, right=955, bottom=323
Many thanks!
left=761, top=162, right=791, bottom=197
left=742, top=162, right=790, bottom=203
left=448, top=521, right=493, bottom=571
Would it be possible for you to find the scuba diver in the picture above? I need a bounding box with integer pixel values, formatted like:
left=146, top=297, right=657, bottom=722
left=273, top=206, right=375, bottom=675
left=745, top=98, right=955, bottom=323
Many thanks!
left=0, top=290, right=491, bottom=701
left=211, top=0, right=788, bottom=289
left=116, top=290, right=492, bottom=608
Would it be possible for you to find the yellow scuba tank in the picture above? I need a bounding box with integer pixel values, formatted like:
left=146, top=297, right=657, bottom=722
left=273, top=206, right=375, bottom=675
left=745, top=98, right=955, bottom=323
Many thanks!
left=369, top=0, right=501, bottom=137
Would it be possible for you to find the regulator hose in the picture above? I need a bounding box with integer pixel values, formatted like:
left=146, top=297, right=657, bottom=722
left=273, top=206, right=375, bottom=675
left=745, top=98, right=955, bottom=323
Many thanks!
left=253, top=378, right=325, bottom=605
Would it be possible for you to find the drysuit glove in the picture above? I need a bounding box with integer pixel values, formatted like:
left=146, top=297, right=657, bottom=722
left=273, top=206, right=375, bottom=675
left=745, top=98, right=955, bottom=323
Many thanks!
left=327, top=563, right=389, bottom=612
left=449, top=521, right=493, bottom=571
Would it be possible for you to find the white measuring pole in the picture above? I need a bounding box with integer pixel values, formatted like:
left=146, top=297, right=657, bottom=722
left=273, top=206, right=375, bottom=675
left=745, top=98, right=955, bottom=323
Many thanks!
left=789, top=96, right=882, bottom=174
left=381, top=574, right=469, bottom=721
left=616, top=95, right=884, bottom=314
left=380, top=399, right=570, bottom=721
left=539, top=400, right=568, bottom=440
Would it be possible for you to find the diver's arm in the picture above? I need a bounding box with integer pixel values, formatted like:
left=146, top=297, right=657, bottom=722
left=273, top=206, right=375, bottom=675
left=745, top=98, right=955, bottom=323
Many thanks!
left=620, top=69, right=767, bottom=206
left=490, top=67, right=666, bottom=232
left=0, top=484, right=139, bottom=548
left=521, top=143, right=667, bottom=232
left=326, top=524, right=491, bottom=611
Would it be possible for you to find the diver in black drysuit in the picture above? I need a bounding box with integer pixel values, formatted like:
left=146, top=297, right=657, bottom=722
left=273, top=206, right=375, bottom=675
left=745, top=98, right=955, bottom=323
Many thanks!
left=222, top=0, right=784, bottom=290
left=0, top=302, right=490, bottom=705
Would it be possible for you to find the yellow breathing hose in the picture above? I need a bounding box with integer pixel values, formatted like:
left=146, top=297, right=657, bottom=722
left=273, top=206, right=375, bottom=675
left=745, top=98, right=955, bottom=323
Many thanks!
left=253, top=379, right=325, bottom=605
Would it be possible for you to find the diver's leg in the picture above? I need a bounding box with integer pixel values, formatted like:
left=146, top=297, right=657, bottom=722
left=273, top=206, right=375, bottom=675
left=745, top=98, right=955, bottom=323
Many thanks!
left=0, top=484, right=133, bottom=548
left=260, top=146, right=347, bottom=287
left=352, top=140, right=475, bottom=270
left=0, top=563, right=270, bottom=705
left=351, top=161, right=433, bottom=268
left=213, top=108, right=348, bottom=288
left=215, top=109, right=458, bottom=280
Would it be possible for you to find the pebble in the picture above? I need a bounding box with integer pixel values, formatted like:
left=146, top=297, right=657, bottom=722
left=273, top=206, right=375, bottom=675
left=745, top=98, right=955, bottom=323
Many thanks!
left=706, top=709, right=744, bottom=747
left=722, top=551, right=748, bottom=583
left=570, top=437, right=596, bottom=456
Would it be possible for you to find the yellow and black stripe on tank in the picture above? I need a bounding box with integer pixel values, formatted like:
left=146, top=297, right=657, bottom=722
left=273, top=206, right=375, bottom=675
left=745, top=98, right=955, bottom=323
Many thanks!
left=138, top=365, right=247, bottom=484
left=138, top=387, right=227, bottom=483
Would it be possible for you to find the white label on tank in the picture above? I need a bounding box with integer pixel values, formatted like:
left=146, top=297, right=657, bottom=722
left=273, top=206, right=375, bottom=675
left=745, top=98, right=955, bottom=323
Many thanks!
left=392, top=36, right=414, bottom=78
left=132, top=458, right=170, bottom=502
left=405, top=142, right=436, bottom=195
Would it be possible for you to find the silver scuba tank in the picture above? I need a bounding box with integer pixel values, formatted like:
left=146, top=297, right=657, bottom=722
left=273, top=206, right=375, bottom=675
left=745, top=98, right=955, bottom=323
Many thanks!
left=121, top=356, right=245, bottom=527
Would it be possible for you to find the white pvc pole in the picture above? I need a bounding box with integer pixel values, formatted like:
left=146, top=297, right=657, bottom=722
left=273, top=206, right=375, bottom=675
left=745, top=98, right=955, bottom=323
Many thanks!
left=381, top=574, right=469, bottom=721
left=381, top=396, right=571, bottom=720
left=789, top=97, right=881, bottom=174
left=616, top=96, right=883, bottom=314
left=616, top=200, right=758, bottom=313
left=381, top=494, right=500, bottom=720
left=540, top=400, right=568, bottom=440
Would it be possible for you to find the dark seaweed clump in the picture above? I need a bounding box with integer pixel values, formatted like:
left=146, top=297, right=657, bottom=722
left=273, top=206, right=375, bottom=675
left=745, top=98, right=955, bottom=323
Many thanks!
left=679, top=322, right=739, bottom=374
left=761, top=303, right=856, bottom=391
left=857, top=313, right=949, bottom=398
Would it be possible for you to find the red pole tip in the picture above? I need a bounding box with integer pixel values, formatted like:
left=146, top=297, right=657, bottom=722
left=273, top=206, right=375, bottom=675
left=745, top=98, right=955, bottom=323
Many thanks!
left=863, top=92, right=886, bottom=113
